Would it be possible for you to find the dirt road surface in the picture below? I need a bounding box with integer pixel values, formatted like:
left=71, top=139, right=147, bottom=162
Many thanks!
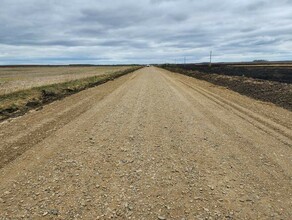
left=0, top=67, right=291, bottom=219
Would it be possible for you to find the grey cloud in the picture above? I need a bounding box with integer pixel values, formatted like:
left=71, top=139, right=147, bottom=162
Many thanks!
left=0, top=0, right=291, bottom=64
left=79, top=8, right=142, bottom=28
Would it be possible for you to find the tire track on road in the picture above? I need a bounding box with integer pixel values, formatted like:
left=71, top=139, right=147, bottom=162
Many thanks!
left=0, top=72, right=138, bottom=169
left=163, top=72, right=292, bottom=146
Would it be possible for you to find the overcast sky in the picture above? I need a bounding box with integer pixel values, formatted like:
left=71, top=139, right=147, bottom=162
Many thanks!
left=0, top=0, right=291, bottom=64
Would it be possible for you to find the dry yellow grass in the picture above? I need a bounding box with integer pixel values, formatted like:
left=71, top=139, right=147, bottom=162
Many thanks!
left=0, top=66, right=141, bottom=121
left=0, top=66, right=129, bottom=95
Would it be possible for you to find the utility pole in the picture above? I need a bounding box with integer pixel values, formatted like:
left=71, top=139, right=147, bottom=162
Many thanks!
left=209, top=51, right=212, bottom=67
left=184, top=56, right=186, bottom=66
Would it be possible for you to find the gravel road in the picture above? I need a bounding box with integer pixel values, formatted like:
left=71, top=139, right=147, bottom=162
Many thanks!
left=0, top=67, right=291, bottom=219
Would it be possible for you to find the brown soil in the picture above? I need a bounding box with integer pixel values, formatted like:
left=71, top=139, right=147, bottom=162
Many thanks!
left=161, top=66, right=292, bottom=111
left=164, top=64, right=292, bottom=83
left=0, top=67, right=291, bottom=219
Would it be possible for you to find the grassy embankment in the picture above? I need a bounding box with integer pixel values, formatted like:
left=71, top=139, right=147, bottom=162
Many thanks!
left=0, top=66, right=142, bottom=121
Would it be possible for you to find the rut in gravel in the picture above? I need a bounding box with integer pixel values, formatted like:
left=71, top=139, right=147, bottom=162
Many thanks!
left=0, top=67, right=291, bottom=219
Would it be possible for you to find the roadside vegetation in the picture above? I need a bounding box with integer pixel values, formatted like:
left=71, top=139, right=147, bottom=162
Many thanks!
left=0, top=67, right=141, bottom=121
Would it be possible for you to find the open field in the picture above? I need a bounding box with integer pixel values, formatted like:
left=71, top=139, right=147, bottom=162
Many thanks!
left=232, top=64, right=292, bottom=67
left=165, top=63, right=292, bottom=83
left=0, top=67, right=291, bottom=219
left=0, top=66, right=130, bottom=95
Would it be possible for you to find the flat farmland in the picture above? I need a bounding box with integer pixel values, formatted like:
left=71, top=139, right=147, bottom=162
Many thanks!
left=0, top=66, right=130, bottom=95
left=166, top=63, right=292, bottom=83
